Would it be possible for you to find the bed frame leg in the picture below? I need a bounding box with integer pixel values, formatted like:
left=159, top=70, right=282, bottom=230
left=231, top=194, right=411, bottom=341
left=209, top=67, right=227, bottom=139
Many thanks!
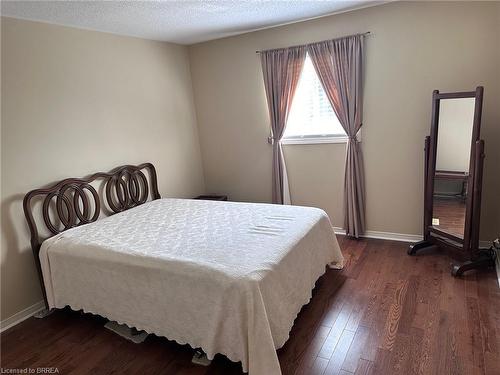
left=192, top=349, right=212, bottom=366
left=34, top=308, right=54, bottom=319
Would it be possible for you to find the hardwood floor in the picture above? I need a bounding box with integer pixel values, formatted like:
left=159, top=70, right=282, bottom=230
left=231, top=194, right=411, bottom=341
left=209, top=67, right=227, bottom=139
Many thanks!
left=2, top=237, right=499, bottom=375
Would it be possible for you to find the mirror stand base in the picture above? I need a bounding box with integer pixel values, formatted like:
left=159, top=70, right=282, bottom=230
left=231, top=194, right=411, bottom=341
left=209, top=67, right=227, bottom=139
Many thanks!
left=408, top=240, right=435, bottom=255
left=451, top=249, right=496, bottom=277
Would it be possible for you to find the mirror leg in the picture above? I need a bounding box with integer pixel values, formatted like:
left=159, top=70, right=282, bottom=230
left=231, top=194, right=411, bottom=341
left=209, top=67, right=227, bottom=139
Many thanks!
left=408, top=240, right=434, bottom=255
left=451, top=249, right=496, bottom=277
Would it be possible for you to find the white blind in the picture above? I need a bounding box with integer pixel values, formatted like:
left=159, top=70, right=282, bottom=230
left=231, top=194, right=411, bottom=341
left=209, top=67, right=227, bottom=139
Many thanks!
left=284, top=54, right=345, bottom=138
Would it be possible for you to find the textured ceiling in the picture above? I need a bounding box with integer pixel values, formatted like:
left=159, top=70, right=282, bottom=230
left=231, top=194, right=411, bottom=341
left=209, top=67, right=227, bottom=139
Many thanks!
left=1, top=1, right=382, bottom=45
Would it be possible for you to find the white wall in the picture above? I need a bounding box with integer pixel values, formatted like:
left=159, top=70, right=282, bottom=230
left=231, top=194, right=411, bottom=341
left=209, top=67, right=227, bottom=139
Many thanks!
left=1, top=17, right=206, bottom=321
left=189, top=1, right=500, bottom=241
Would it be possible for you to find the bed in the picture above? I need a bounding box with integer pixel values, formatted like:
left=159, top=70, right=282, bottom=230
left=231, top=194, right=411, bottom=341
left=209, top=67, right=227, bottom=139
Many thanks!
left=24, top=163, right=344, bottom=375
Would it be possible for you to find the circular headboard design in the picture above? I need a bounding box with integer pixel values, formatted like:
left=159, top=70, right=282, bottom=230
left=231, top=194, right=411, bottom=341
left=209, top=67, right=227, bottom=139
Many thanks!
left=23, top=162, right=161, bottom=308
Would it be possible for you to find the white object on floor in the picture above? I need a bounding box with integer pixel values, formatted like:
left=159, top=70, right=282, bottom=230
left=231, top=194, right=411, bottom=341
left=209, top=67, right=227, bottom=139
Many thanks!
left=192, top=350, right=212, bottom=366
left=39, top=198, right=344, bottom=375
left=34, top=308, right=54, bottom=319
left=104, top=321, right=149, bottom=344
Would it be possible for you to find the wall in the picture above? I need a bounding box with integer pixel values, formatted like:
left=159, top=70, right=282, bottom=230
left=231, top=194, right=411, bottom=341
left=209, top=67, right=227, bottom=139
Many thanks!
left=1, top=17, right=205, bottom=321
left=189, top=1, right=500, bottom=240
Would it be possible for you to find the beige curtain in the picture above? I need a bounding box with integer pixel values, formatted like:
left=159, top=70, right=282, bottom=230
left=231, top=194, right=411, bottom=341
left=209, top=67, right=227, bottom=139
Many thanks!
left=260, top=46, right=306, bottom=204
left=308, top=35, right=365, bottom=237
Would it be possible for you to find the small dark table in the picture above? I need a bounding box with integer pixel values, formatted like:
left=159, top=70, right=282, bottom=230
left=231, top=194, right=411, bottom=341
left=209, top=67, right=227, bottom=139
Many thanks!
left=194, top=195, right=228, bottom=201
left=435, top=170, right=468, bottom=200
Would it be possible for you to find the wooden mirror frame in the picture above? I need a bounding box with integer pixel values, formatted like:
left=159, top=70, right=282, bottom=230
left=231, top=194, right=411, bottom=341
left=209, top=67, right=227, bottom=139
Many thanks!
left=427, top=87, right=483, bottom=252
left=408, top=87, right=492, bottom=276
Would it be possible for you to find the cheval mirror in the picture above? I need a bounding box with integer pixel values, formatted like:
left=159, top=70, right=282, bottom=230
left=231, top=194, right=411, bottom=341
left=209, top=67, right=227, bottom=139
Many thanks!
left=408, top=86, right=496, bottom=276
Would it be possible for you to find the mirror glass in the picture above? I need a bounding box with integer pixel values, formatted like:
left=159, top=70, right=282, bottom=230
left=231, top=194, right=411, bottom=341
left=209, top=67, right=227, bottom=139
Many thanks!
left=432, top=97, right=475, bottom=238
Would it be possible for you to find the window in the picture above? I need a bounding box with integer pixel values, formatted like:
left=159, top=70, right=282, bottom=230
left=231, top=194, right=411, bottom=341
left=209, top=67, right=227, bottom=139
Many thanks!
left=283, top=54, right=347, bottom=144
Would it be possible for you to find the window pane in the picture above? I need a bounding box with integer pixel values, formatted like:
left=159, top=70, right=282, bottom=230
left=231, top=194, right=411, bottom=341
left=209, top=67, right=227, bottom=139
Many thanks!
left=284, top=55, right=345, bottom=138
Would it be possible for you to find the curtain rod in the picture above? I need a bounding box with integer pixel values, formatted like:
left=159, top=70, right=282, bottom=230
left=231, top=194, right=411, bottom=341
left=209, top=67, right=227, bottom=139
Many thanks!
left=255, top=31, right=371, bottom=54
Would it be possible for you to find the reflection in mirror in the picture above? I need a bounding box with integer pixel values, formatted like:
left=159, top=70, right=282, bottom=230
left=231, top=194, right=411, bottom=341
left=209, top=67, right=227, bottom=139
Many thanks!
left=432, top=98, right=475, bottom=238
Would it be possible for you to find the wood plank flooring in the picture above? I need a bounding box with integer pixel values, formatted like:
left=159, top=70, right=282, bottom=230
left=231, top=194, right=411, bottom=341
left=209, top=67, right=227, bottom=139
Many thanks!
left=1, top=237, right=499, bottom=374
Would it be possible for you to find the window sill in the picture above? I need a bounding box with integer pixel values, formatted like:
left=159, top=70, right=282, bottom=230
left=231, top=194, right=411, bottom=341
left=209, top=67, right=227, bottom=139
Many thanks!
left=281, top=136, right=349, bottom=145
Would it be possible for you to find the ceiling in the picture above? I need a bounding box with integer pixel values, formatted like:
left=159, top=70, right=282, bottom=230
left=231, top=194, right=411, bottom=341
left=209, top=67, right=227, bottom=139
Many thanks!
left=1, top=1, right=382, bottom=45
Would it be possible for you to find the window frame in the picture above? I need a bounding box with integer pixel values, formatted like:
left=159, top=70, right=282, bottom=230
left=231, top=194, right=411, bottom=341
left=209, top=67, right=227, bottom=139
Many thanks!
left=281, top=54, right=350, bottom=145
left=281, top=131, right=361, bottom=145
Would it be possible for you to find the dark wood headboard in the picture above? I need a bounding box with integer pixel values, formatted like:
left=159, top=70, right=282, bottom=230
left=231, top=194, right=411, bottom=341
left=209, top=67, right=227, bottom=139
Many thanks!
left=23, top=162, right=161, bottom=309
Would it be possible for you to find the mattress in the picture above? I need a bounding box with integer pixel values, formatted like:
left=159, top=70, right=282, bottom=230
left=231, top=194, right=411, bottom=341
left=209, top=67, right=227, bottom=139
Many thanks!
left=39, top=198, right=343, bottom=375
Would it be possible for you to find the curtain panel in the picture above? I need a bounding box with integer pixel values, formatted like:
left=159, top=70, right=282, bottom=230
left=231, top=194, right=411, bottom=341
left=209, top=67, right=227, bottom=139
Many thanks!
left=308, top=34, right=366, bottom=238
left=260, top=46, right=306, bottom=204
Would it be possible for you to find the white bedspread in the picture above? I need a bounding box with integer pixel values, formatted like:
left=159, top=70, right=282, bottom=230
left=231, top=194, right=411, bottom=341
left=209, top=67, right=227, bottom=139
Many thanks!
left=39, top=198, right=343, bottom=374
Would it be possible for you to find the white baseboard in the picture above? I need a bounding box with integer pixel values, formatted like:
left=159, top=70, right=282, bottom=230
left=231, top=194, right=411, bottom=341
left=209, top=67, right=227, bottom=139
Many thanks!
left=333, top=227, right=423, bottom=243
left=363, top=230, right=424, bottom=243
left=0, top=300, right=45, bottom=333
left=334, top=228, right=495, bottom=247
left=479, top=240, right=492, bottom=248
